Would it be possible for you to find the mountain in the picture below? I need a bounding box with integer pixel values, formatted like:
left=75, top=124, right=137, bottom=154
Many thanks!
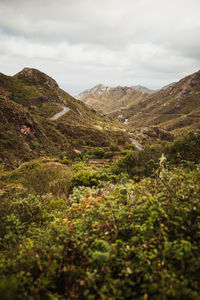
left=76, top=71, right=200, bottom=135
left=76, top=84, right=148, bottom=114
left=76, top=82, right=177, bottom=115
left=161, top=82, right=176, bottom=90
left=76, top=84, right=112, bottom=100
left=0, top=68, right=128, bottom=166
left=122, top=70, right=200, bottom=133
left=130, top=85, right=155, bottom=94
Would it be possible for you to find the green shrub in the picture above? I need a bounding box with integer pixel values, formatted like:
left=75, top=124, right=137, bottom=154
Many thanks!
left=21, top=164, right=72, bottom=198
left=111, top=145, right=164, bottom=179
left=72, top=170, right=98, bottom=187
left=110, top=144, right=120, bottom=151
left=47, top=199, right=66, bottom=212
left=92, top=148, right=105, bottom=158
left=165, top=129, right=200, bottom=164
left=30, top=141, right=40, bottom=149
left=104, top=151, right=114, bottom=159
left=60, top=158, right=71, bottom=165
left=72, top=169, right=119, bottom=188
left=90, top=239, right=112, bottom=266
left=1, top=165, right=200, bottom=299
left=10, top=194, right=43, bottom=224
left=2, top=214, right=24, bottom=247
left=0, top=276, right=19, bottom=300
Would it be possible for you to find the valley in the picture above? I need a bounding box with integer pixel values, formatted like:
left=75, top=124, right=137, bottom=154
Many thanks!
left=79, top=70, right=200, bottom=136
left=0, top=68, right=200, bottom=300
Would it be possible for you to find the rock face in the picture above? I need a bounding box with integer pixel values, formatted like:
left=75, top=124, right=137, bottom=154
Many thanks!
left=15, top=67, right=59, bottom=89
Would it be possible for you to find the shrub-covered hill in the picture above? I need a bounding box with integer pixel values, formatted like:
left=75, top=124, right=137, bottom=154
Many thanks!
left=0, top=68, right=128, bottom=167
left=111, top=70, right=200, bottom=133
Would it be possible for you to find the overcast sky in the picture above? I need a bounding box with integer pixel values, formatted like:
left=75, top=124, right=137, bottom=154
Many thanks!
left=0, top=0, right=199, bottom=95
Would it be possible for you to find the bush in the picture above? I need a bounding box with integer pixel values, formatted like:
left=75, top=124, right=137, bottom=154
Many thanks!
left=21, top=163, right=72, bottom=199
left=165, top=129, right=200, bottom=164
left=72, top=169, right=119, bottom=188
left=72, top=170, right=98, bottom=187
left=10, top=194, right=42, bottom=224
left=60, top=158, right=71, bottom=165
left=1, top=165, right=200, bottom=299
left=104, top=151, right=114, bottom=159
left=111, top=146, right=162, bottom=178
left=92, top=148, right=105, bottom=158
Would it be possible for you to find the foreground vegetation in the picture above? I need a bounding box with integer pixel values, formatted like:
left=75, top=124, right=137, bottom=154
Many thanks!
left=0, top=129, right=200, bottom=299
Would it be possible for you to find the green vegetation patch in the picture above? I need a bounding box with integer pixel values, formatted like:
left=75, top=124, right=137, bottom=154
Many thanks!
left=1, top=164, right=200, bottom=299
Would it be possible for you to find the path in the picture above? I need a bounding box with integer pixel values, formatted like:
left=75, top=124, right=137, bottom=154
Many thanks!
left=129, top=138, right=143, bottom=151
left=140, top=112, right=200, bottom=119
left=50, top=106, right=69, bottom=120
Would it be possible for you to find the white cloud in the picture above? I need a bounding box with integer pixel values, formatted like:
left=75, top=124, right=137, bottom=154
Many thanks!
left=0, top=0, right=199, bottom=94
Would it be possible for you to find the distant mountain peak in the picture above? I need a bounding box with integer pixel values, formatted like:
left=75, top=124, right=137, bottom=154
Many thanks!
left=76, top=84, right=112, bottom=100
left=131, top=85, right=155, bottom=94
left=14, top=67, right=59, bottom=89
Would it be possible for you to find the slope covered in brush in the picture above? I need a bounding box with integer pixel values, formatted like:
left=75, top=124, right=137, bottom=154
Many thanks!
left=126, top=70, right=200, bottom=132
left=0, top=68, right=128, bottom=167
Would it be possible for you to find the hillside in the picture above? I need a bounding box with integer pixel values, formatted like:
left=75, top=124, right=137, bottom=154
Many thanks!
left=76, top=84, right=112, bottom=100
left=76, top=84, right=148, bottom=114
left=1, top=68, right=200, bottom=299
left=112, top=70, right=200, bottom=133
left=0, top=68, right=129, bottom=167
left=76, top=82, right=177, bottom=113
left=1, top=125, right=200, bottom=299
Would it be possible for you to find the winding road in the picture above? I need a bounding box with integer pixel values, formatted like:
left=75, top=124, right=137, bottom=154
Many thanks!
left=129, top=138, right=143, bottom=151
left=50, top=106, right=143, bottom=151
left=50, top=106, right=69, bottom=120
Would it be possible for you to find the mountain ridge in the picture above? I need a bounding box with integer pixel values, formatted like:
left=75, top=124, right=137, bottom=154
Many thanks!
left=76, top=84, right=148, bottom=113
left=76, top=70, right=200, bottom=135
left=123, top=70, right=200, bottom=133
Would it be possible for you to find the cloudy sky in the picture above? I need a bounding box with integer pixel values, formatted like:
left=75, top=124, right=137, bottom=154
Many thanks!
left=0, top=0, right=199, bottom=95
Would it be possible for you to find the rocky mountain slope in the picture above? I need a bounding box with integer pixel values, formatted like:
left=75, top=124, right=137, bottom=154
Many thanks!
left=130, top=82, right=176, bottom=93
left=161, top=82, right=176, bottom=90
left=76, top=82, right=178, bottom=114
left=76, top=71, right=200, bottom=139
left=76, top=84, right=112, bottom=100
left=76, top=84, right=148, bottom=114
left=130, top=85, right=155, bottom=94
left=0, top=68, right=128, bottom=166
left=124, top=70, right=200, bottom=132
